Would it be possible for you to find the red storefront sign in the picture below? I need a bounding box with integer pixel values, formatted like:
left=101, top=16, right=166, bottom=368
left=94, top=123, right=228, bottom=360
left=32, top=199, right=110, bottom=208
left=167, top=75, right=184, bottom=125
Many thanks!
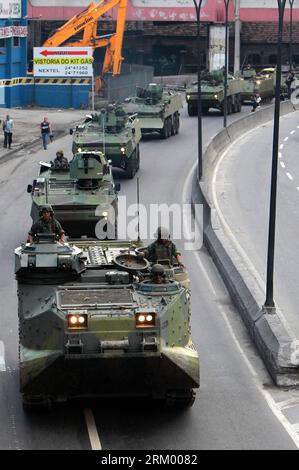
left=27, top=0, right=299, bottom=22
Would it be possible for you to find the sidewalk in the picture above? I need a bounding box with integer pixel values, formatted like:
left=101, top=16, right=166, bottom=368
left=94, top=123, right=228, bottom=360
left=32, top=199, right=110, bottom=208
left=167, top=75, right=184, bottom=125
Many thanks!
left=0, top=107, right=89, bottom=162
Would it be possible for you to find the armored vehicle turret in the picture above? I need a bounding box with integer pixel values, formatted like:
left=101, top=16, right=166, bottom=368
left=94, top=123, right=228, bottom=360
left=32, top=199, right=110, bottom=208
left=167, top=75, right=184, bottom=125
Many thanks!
left=15, top=238, right=199, bottom=410
left=27, top=151, right=120, bottom=238
left=71, top=105, right=142, bottom=179
left=186, top=69, right=243, bottom=116
left=122, top=83, right=183, bottom=139
left=240, top=67, right=275, bottom=103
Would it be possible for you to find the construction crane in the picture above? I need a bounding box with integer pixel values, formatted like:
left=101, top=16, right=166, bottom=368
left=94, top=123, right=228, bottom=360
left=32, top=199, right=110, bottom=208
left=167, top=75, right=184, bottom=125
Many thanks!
left=43, top=0, right=128, bottom=91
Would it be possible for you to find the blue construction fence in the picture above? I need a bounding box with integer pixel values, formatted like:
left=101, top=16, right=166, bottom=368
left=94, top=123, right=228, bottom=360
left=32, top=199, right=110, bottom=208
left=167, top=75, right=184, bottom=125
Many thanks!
left=0, top=77, right=91, bottom=109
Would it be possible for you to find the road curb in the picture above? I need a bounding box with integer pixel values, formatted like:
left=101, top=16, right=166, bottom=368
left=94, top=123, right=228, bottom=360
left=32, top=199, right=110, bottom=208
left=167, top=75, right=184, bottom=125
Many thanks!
left=191, top=100, right=299, bottom=386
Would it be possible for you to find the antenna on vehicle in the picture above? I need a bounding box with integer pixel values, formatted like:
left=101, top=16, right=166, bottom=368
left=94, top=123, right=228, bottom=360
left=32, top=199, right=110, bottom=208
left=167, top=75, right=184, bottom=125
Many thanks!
left=137, top=177, right=140, bottom=242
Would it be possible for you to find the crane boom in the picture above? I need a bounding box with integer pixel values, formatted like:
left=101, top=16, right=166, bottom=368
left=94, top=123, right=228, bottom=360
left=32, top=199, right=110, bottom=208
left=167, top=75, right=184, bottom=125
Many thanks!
left=43, top=0, right=128, bottom=77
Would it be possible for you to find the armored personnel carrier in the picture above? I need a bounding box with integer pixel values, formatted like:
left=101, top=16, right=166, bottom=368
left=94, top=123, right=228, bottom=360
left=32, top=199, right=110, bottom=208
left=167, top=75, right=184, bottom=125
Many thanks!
left=71, top=105, right=142, bottom=179
left=27, top=151, right=120, bottom=238
left=15, top=237, right=200, bottom=410
left=186, top=70, right=243, bottom=116
left=240, top=67, right=275, bottom=103
left=122, top=83, right=183, bottom=139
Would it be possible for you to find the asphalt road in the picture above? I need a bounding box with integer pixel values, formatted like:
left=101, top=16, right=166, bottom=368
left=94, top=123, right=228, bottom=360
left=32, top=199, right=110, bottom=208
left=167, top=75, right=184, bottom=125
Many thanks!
left=0, top=104, right=298, bottom=450
left=214, top=111, right=299, bottom=340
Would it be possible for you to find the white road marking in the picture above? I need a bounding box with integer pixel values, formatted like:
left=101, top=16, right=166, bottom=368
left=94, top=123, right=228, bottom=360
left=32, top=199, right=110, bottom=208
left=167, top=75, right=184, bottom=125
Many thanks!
left=286, top=172, right=294, bottom=180
left=183, top=162, right=299, bottom=449
left=84, top=408, right=102, bottom=450
left=0, top=341, right=6, bottom=372
left=284, top=137, right=289, bottom=142
left=280, top=144, right=284, bottom=150
left=280, top=162, right=286, bottom=168
left=290, top=130, right=296, bottom=135
left=279, top=152, right=282, bottom=159
left=297, top=187, right=299, bottom=191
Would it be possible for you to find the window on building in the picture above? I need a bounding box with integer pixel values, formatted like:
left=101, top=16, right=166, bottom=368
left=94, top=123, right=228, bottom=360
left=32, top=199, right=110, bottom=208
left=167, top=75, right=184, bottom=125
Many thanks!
left=269, top=54, right=277, bottom=65
left=247, top=54, right=261, bottom=65
left=0, top=38, right=5, bottom=48
left=13, top=36, right=20, bottom=47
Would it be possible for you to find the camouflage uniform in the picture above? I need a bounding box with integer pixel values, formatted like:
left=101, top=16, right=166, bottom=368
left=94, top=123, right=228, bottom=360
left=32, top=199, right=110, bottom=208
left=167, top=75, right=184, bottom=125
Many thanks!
left=146, top=240, right=178, bottom=264
left=29, top=218, right=65, bottom=240
left=53, top=156, right=69, bottom=170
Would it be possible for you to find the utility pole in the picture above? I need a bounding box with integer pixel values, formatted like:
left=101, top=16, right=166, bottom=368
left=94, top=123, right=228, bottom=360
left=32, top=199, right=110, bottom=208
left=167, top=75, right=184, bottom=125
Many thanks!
left=289, top=0, right=294, bottom=69
left=223, top=0, right=230, bottom=128
left=234, top=0, right=241, bottom=74
left=193, top=0, right=203, bottom=181
left=264, top=0, right=287, bottom=313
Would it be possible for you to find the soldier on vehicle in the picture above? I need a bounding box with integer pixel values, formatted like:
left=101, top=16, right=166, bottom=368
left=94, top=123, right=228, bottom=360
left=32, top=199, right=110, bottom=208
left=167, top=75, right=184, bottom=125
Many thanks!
left=150, top=264, right=167, bottom=284
left=53, top=150, right=69, bottom=170
left=143, top=227, right=184, bottom=267
left=28, top=205, right=65, bottom=244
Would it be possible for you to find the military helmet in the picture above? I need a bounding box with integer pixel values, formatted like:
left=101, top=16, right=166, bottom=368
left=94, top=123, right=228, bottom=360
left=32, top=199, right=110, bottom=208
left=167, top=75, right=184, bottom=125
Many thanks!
left=39, top=204, right=54, bottom=217
left=56, top=150, right=64, bottom=158
left=151, top=264, right=165, bottom=276
left=155, top=226, right=170, bottom=240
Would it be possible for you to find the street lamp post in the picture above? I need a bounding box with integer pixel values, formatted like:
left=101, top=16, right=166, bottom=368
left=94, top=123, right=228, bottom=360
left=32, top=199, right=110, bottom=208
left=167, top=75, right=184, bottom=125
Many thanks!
left=289, top=0, right=294, bottom=69
left=264, top=0, right=287, bottom=312
left=193, top=0, right=203, bottom=181
left=223, top=0, right=230, bottom=128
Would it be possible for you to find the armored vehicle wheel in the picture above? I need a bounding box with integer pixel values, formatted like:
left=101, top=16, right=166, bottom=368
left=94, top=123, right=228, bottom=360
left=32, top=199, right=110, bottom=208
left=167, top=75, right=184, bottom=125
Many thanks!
left=173, top=112, right=180, bottom=134
left=22, top=394, right=53, bottom=412
left=227, top=96, right=233, bottom=114
left=187, top=103, right=197, bottom=117
left=163, top=390, right=196, bottom=409
left=125, top=151, right=137, bottom=179
left=161, top=118, right=171, bottom=139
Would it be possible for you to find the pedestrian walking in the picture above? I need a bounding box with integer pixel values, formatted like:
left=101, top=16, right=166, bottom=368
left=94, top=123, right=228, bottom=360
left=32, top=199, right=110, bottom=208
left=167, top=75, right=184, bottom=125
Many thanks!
left=251, top=93, right=262, bottom=112
left=40, top=117, right=51, bottom=150
left=3, top=115, right=14, bottom=149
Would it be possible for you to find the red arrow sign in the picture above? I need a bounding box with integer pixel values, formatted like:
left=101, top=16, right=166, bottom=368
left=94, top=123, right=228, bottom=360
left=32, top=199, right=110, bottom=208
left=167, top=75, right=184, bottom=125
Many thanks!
left=40, top=50, right=89, bottom=57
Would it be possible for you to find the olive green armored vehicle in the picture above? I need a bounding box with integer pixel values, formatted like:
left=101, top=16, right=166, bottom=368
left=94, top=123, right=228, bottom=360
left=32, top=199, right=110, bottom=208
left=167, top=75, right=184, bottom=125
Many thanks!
left=122, top=83, right=183, bottom=138
left=27, top=151, right=120, bottom=238
left=186, top=70, right=243, bottom=116
left=71, top=105, right=142, bottom=179
left=15, top=238, right=200, bottom=410
left=240, top=67, right=275, bottom=103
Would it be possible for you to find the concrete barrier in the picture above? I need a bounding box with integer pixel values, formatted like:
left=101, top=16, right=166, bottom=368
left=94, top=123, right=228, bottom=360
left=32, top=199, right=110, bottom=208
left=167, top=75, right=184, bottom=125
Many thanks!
left=192, top=99, right=299, bottom=386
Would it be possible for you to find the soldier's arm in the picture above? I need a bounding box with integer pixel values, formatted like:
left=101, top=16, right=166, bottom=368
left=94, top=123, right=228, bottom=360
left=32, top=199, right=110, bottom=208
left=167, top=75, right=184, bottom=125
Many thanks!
left=55, top=220, right=65, bottom=242
left=28, top=223, right=37, bottom=244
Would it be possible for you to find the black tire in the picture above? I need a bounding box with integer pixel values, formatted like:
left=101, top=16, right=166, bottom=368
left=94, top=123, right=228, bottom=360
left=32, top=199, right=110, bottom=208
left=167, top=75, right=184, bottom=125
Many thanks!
left=232, top=96, right=238, bottom=113
left=125, top=151, right=137, bottom=179
left=238, top=94, right=242, bottom=112
left=163, top=390, right=196, bottom=410
left=227, top=96, right=233, bottom=115
left=187, top=103, right=197, bottom=117
left=22, top=395, right=53, bottom=412
left=174, top=112, right=180, bottom=134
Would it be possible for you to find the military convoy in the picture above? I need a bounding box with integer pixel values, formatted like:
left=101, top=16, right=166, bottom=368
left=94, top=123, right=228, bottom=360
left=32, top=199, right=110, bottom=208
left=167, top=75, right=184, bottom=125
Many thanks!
left=16, top=82, right=201, bottom=411
left=122, top=83, right=183, bottom=138
left=27, top=151, right=120, bottom=238
left=186, top=70, right=243, bottom=116
left=15, top=238, right=200, bottom=410
left=71, top=105, right=142, bottom=179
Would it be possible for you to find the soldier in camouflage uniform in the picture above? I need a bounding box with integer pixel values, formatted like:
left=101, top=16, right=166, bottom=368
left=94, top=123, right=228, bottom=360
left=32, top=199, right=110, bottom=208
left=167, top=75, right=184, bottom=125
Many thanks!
left=144, top=227, right=184, bottom=267
left=28, top=205, right=65, bottom=244
left=53, top=150, right=69, bottom=170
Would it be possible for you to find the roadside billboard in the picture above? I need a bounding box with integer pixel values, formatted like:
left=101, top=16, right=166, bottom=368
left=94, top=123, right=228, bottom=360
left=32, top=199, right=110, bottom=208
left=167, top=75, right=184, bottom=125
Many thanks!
left=0, top=0, right=21, bottom=18
left=33, top=47, right=93, bottom=77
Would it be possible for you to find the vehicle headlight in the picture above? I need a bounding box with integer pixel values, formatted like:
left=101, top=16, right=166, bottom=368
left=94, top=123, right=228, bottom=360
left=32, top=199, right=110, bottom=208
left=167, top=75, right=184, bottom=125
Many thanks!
left=120, top=147, right=126, bottom=154
left=256, top=80, right=261, bottom=85
left=135, top=312, right=156, bottom=328
left=214, top=94, right=218, bottom=99
left=187, top=94, right=191, bottom=100
left=102, top=211, right=108, bottom=218
left=78, top=147, right=82, bottom=153
left=67, top=313, right=88, bottom=329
